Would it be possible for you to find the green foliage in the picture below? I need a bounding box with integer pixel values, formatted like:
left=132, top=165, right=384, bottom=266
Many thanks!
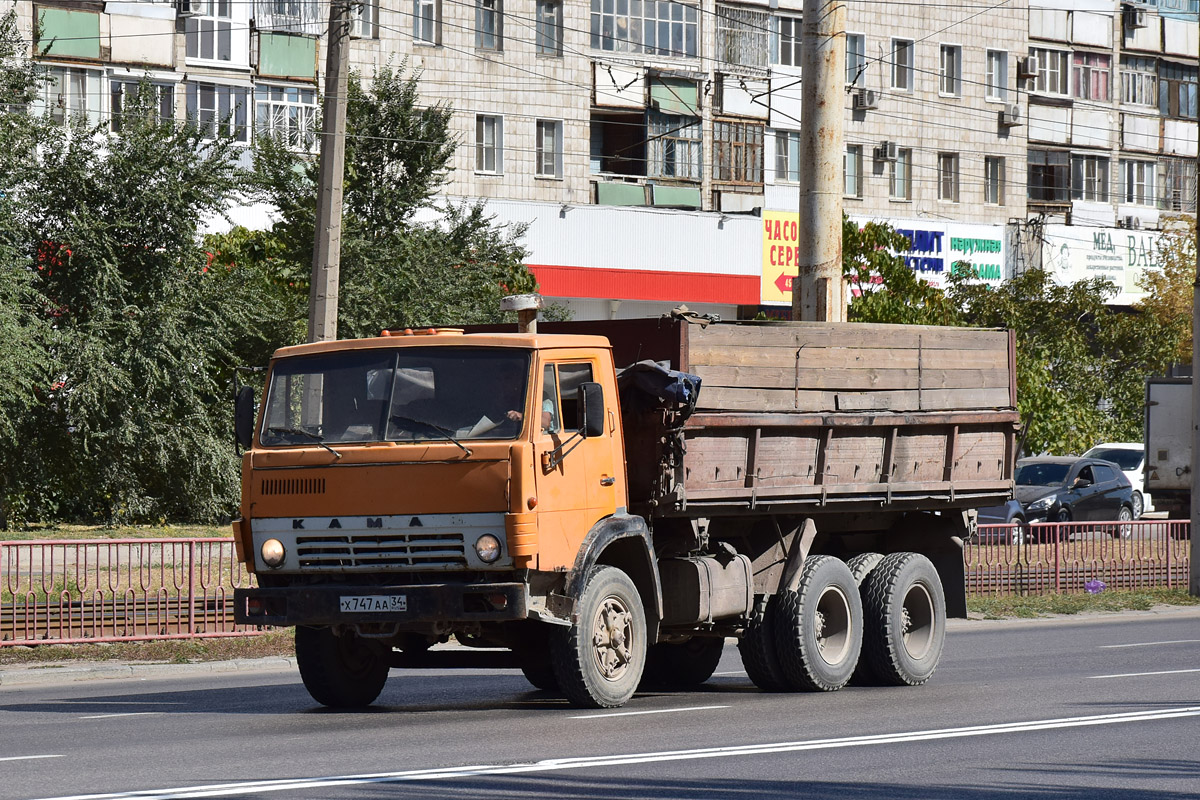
left=251, top=60, right=540, bottom=338
left=1136, top=216, right=1196, bottom=364
left=843, top=217, right=963, bottom=326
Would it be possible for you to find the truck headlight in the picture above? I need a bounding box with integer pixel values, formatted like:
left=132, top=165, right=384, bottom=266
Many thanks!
left=260, top=538, right=286, bottom=568
left=474, top=534, right=502, bottom=563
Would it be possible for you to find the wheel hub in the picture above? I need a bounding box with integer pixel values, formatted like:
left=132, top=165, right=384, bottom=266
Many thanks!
left=591, top=596, right=633, bottom=680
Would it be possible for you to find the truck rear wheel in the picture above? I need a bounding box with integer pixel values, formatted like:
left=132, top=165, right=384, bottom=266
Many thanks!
left=773, top=555, right=863, bottom=692
left=294, top=626, right=389, bottom=708
left=641, top=637, right=725, bottom=690
left=738, top=595, right=790, bottom=692
left=859, top=552, right=946, bottom=686
left=550, top=565, right=647, bottom=708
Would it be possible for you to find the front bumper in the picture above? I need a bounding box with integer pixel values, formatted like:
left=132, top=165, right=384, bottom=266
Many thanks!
left=234, top=581, right=529, bottom=626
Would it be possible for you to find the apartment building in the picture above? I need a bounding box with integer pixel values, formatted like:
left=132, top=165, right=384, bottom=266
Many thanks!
left=14, top=0, right=1196, bottom=316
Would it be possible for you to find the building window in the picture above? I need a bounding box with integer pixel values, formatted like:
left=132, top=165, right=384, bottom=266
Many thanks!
left=476, top=0, right=502, bottom=50
left=985, top=50, right=1008, bottom=101
left=414, top=0, right=439, bottom=44
left=775, top=130, right=800, bottom=182
left=40, top=66, right=99, bottom=126
left=771, top=14, right=801, bottom=67
left=891, top=39, right=913, bottom=91
left=1030, top=48, right=1069, bottom=95
left=590, top=0, right=699, bottom=58
left=938, top=153, right=959, bottom=202
left=1028, top=149, right=1069, bottom=203
left=1121, top=56, right=1157, bottom=106
left=476, top=114, right=503, bottom=172
left=844, top=144, right=862, bottom=198
left=110, top=79, right=173, bottom=133
left=1159, top=62, right=1198, bottom=120
left=717, top=5, right=769, bottom=69
left=352, top=1, right=378, bottom=38
left=536, top=0, right=562, bottom=55
left=940, top=45, right=961, bottom=96
left=713, top=119, right=764, bottom=185
left=185, top=0, right=233, bottom=62
left=1120, top=159, right=1156, bottom=205
left=889, top=148, right=912, bottom=200
left=1159, top=157, right=1197, bottom=213
left=647, top=111, right=702, bottom=180
left=846, top=34, right=865, bottom=86
left=254, top=84, right=317, bottom=151
left=984, top=156, right=1005, bottom=205
left=185, top=82, right=248, bottom=142
left=254, top=0, right=322, bottom=35
left=536, top=119, right=562, bottom=178
left=1071, top=154, right=1110, bottom=201
left=1073, top=53, right=1110, bottom=101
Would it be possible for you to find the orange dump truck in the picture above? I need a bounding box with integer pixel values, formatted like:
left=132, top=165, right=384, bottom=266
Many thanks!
left=233, top=306, right=1018, bottom=708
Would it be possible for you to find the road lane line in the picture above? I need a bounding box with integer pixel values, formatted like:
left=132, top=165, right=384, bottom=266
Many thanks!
left=0, top=755, right=62, bottom=763
left=1088, top=668, right=1200, bottom=679
left=78, top=712, right=161, bottom=720
left=1099, top=639, right=1200, bottom=649
left=712, top=670, right=746, bottom=676
left=570, top=705, right=729, bottom=719
left=31, top=705, right=1200, bottom=800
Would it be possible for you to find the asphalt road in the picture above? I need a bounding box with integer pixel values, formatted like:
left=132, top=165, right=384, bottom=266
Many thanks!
left=2, top=610, right=1199, bottom=800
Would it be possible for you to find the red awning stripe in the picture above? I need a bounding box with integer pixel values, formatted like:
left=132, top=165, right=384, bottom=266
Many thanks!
left=527, top=264, right=759, bottom=304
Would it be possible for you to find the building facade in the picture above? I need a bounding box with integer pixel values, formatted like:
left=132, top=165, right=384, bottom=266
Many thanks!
left=11, top=0, right=1198, bottom=318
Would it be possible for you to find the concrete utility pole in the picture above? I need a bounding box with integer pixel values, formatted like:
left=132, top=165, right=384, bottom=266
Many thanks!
left=1191, top=213, right=1199, bottom=597
left=308, top=0, right=353, bottom=343
left=793, top=0, right=847, bottom=322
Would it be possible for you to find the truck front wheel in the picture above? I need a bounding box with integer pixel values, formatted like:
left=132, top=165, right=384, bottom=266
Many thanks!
left=550, top=565, right=647, bottom=708
left=859, top=552, right=946, bottom=686
left=773, top=555, right=863, bottom=692
left=295, top=626, right=390, bottom=708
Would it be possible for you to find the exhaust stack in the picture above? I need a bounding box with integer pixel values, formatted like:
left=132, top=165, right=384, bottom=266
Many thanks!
left=501, top=294, right=543, bottom=334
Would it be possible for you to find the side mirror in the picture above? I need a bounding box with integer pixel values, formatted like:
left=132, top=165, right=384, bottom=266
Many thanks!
left=235, top=385, right=256, bottom=449
left=577, top=382, right=605, bottom=438
left=1074, top=477, right=1092, bottom=489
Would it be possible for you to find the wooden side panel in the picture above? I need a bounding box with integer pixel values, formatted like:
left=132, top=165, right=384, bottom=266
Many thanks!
left=753, top=432, right=820, bottom=487
left=683, top=432, right=749, bottom=489
left=824, top=432, right=885, bottom=485
left=952, top=430, right=1009, bottom=482
left=891, top=433, right=949, bottom=483
left=686, top=322, right=1013, bottom=413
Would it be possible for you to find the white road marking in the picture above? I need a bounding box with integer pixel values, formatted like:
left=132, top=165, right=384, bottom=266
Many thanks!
left=1099, top=639, right=1200, bottom=649
left=712, top=670, right=746, bottom=676
left=78, top=712, right=161, bottom=720
left=1088, top=668, right=1200, bottom=679
left=570, top=705, right=728, bottom=719
left=0, top=755, right=62, bottom=763
left=31, top=706, right=1200, bottom=800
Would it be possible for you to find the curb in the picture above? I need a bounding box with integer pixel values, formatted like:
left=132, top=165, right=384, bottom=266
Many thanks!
left=0, top=656, right=297, bottom=688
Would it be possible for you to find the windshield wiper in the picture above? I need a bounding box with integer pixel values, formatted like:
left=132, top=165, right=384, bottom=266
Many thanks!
left=265, top=426, right=342, bottom=459
left=389, top=414, right=472, bottom=457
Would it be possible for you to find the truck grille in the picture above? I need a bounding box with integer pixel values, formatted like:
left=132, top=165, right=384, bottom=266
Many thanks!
left=261, top=478, right=326, bottom=496
left=294, top=532, right=467, bottom=570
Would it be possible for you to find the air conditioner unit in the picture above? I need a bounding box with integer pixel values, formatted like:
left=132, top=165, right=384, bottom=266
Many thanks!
left=1000, top=104, right=1022, bottom=126
left=852, top=88, right=879, bottom=111
left=177, top=0, right=206, bottom=17
left=1122, top=215, right=1142, bottom=229
left=1124, top=6, right=1148, bottom=29
left=1017, top=56, right=1039, bottom=80
left=876, top=140, right=898, bottom=161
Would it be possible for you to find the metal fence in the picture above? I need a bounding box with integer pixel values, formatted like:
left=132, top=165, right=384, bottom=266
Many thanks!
left=966, top=520, right=1191, bottom=596
left=0, top=523, right=1192, bottom=646
left=0, top=538, right=261, bottom=647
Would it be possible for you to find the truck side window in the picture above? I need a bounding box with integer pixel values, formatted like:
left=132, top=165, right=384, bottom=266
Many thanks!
left=558, top=363, right=594, bottom=433
left=541, top=364, right=559, bottom=433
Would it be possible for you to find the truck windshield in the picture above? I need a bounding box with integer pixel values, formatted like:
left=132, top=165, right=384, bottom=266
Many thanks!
left=260, top=348, right=531, bottom=446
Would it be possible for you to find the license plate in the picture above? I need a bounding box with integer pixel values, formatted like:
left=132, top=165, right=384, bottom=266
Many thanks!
left=339, top=594, right=407, bottom=613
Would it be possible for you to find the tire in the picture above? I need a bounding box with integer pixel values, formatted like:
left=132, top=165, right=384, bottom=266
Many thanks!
left=859, top=552, right=946, bottom=687
left=846, top=552, right=884, bottom=586
left=294, top=626, right=390, bottom=708
left=1113, top=505, right=1133, bottom=539
left=773, top=555, right=863, bottom=692
left=1130, top=491, right=1144, bottom=520
left=520, top=662, right=560, bottom=691
left=641, top=637, right=725, bottom=690
left=1010, top=518, right=1028, bottom=546
left=549, top=565, right=647, bottom=708
left=515, top=626, right=560, bottom=691
left=738, top=595, right=790, bottom=692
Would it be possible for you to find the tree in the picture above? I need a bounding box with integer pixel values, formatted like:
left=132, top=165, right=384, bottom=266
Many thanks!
left=1136, top=215, right=1196, bottom=365
left=251, top=61, right=542, bottom=338
left=843, top=216, right=963, bottom=326
left=0, top=49, right=271, bottom=524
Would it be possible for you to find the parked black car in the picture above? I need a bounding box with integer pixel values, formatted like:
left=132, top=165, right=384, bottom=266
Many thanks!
left=1015, top=456, right=1135, bottom=536
left=972, top=499, right=1030, bottom=544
